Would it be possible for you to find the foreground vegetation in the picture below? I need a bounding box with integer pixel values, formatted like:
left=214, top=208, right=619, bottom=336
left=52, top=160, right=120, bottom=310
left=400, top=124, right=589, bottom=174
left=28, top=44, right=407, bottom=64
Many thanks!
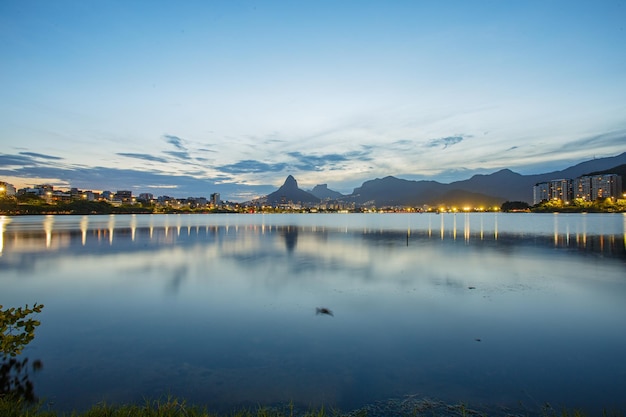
left=1, top=395, right=625, bottom=417
left=1, top=396, right=316, bottom=417
left=502, top=199, right=626, bottom=213
left=530, top=197, right=626, bottom=213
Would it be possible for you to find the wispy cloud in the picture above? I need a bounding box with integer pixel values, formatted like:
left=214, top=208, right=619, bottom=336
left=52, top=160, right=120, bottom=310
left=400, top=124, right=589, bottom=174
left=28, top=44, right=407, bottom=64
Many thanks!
left=164, top=134, right=187, bottom=151
left=288, top=152, right=348, bottom=171
left=1, top=164, right=272, bottom=198
left=556, top=130, right=626, bottom=152
left=117, top=153, right=169, bottom=163
left=164, top=151, right=193, bottom=161
left=146, top=184, right=178, bottom=189
left=287, top=150, right=374, bottom=172
left=162, top=134, right=195, bottom=161
left=19, top=152, right=63, bottom=160
left=391, top=139, right=413, bottom=146
left=218, top=160, right=288, bottom=174
left=427, top=136, right=464, bottom=149
left=0, top=154, right=40, bottom=166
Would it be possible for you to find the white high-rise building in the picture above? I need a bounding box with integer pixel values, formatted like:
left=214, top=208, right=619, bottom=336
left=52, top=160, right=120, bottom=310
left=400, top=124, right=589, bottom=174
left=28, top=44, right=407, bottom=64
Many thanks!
left=535, top=173, right=622, bottom=204
left=573, top=174, right=622, bottom=201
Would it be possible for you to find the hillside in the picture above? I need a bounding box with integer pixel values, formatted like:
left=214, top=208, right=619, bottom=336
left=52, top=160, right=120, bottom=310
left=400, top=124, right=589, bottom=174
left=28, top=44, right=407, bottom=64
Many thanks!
left=586, top=164, right=626, bottom=192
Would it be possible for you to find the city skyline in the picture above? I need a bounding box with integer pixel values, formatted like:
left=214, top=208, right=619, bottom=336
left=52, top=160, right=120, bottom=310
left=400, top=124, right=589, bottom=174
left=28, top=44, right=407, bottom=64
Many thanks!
left=1, top=1, right=625, bottom=201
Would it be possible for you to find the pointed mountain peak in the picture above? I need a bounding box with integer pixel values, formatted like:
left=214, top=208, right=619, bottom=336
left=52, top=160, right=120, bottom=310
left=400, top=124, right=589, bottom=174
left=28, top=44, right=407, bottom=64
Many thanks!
left=280, top=175, right=298, bottom=191
left=265, top=175, right=320, bottom=205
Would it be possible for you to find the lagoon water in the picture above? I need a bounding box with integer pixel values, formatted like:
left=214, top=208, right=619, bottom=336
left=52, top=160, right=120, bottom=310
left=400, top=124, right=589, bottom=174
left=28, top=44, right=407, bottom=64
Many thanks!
left=1, top=213, right=626, bottom=414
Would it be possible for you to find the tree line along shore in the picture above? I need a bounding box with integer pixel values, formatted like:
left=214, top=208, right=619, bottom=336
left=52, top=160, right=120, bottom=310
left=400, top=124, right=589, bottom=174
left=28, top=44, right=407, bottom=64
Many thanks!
left=1, top=195, right=626, bottom=215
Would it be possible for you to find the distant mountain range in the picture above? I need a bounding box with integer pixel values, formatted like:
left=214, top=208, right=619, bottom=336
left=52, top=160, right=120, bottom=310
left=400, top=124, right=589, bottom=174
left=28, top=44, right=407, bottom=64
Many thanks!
left=262, top=152, right=626, bottom=207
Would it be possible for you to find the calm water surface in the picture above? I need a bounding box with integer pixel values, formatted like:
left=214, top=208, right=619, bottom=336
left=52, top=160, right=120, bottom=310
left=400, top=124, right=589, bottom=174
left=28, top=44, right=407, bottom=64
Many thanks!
left=1, top=213, right=625, bottom=414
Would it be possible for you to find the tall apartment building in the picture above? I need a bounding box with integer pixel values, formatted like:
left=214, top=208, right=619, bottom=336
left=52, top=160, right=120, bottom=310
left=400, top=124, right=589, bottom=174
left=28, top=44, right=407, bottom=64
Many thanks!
left=210, top=193, right=221, bottom=206
left=533, top=179, right=571, bottom=205
left=533, top=182, right=551, bottom=204
left=573, top=174, right=622, bottom=201
left=534, top=174, right=622, bottom=204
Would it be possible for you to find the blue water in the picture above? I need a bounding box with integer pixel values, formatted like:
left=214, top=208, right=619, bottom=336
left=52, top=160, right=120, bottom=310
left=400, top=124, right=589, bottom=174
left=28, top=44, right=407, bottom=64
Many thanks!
left=1, top=213, right=625, bottom=414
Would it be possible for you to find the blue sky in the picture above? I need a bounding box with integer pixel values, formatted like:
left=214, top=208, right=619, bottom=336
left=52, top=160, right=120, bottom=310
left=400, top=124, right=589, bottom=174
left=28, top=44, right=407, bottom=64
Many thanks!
left=1, top=0, right=625, bottom=200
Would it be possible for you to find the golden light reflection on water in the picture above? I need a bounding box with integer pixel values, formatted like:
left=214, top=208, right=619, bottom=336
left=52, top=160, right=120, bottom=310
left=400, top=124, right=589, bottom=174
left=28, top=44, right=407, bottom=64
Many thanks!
left=131, top=214, right=137, bottom=241
left=108, top=214, right=115, bottom=245
left=428, top=216, right=432, bottom=238
left=553, top=213, right=559, bottom=246
left=494, top=213, right=498, bottom=240
left=0, top=215, right=11, bottom=255
left=43, top=215, right=54, bottom=248
left=480, top=215, right=484, bottom=240
left=452, top=214, right=457, bottom=240
left=440, top=213, right=444, bottom=240
left=80, top=216, right=88, bottom=246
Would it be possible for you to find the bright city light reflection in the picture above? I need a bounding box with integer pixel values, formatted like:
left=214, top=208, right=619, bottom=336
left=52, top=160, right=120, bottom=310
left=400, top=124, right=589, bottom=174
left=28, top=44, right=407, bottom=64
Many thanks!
left=480, top=214, right=484, bottom=240
left=43, top=215, right=54, bottom=248
left=553, top=214, right=559, bottom=246
left=440, top=213, right=444, bottom=240
left=108, top=215, right=115, bottom=245
left=80, top=216, right=88, bottom=246
left=494, top=213, right=498, bottom=240
left=0, top=215, right=10, bottom=255
left=131, top=214, right=137, bottom=241
left=452, top=214, right=457, bottom=240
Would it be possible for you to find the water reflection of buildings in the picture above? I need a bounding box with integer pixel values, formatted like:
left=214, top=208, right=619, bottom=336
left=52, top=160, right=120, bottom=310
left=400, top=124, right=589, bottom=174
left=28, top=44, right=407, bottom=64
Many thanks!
left=1, top=215, right=625, bottom=261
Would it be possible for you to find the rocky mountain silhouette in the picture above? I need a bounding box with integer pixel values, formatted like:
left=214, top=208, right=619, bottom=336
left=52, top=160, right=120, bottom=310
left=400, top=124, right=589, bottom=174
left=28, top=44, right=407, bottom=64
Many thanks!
left=309, top=184, right=344, bottom=200
left=265, top=175, right=320, bottom=206
left=345, top=152, right=626, bottom=206
left=262, top=152, right=626, bottom=207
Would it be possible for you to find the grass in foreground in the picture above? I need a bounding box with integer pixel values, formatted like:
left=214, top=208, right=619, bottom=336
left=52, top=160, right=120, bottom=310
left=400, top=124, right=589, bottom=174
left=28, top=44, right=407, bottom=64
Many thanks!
left=1, top=395, right=624, bottom=417
left=1, top=396, right=328, bottom=417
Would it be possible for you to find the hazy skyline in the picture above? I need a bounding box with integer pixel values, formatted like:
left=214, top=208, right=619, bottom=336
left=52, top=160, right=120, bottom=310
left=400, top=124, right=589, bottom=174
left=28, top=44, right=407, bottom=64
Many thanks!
left=1, top=1, right=625, bottom=200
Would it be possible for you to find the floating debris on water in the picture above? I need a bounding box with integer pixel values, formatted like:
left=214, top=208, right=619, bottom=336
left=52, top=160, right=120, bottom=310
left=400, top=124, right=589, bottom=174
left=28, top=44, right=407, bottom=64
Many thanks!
left=316, top=307, right=334, bottom=316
